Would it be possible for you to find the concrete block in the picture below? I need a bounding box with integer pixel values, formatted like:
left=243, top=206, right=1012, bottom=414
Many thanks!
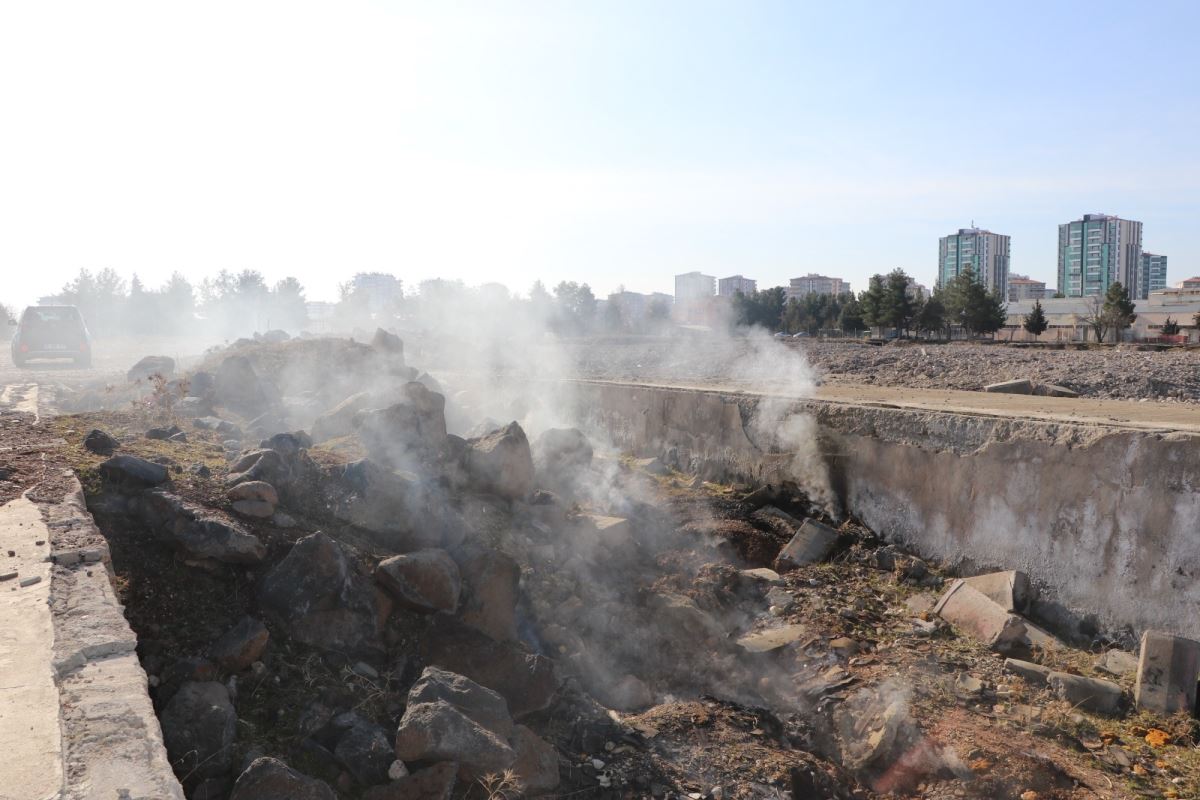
left=1032, top=383, right=1079, bottom=398
left=773, top=519, right=839, bottom=572
left=984, top=379, right=1034, bottom=395
left=934, top=579, right=1028, bottom=653
left=962, top=570, right=1033, bottom=613
left=1004, top=658, right=1051, bottom=686
left=1047, top=671, right=1124, bottom=716
left=1134, top=630, right=1200, bottom=715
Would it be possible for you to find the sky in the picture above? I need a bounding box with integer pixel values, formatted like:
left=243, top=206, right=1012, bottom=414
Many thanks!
left=1, top=0, right=1198, bottom=308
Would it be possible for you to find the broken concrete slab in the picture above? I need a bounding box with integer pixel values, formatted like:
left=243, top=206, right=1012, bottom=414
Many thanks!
left=773, top=519, right=839, bottom=572
left=1095, top=649, right=1139, bottom=678
left=1032, top=383, right=1079, bottom=398
left=1047, top=671, right=1124, bottom=716
left=934, top=580, right=1028, bottom=653
left=1134, top=630, right=1200, bottom=715
left=961, top=570, right=1032, bottom=614
left=1003, top=658, right=1051, bottom=686
left=983, top=379, right=1034, bottom=395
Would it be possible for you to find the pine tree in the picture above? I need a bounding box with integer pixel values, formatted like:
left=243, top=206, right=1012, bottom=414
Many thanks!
left=1102, top=282, right=1136, bottom=340
left=1023, top=300, right=1048, bottom=339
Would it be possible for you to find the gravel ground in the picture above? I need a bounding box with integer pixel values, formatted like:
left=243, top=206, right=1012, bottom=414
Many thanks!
left=800, top=340, right=1200, bottom=402
left=566, top=336, right=1200, bottom=403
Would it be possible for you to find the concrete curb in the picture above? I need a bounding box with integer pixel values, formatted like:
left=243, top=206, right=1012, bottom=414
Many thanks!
left=46, top=475, right=185, bottom=799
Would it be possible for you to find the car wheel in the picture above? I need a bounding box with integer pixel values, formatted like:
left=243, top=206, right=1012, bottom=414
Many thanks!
left=12, top=354, right=26, bottom=368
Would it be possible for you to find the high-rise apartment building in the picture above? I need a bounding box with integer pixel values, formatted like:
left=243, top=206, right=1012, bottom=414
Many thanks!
left=1007, top=274, right=1047, bottom=302
left=718, top=275, right=757, bottom=297
left=1139, top=253, right=1168, bottom=298
left=786, top=274, right=849, bottom=300
left=937, top=228, right=1010, bottom=296
left=1056, top=214, right=1142, bottom=297
left=674, top=271, right=716, bottom=304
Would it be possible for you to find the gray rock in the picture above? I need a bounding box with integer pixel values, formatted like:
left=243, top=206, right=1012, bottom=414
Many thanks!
left=230, top=757, right=336, bottom=800
left=215, top=355, right=279, bottom=417
left=99, top=454, right=169, bottom=489
left=533, top=428, right=593, bottom=476
left=232, top=499, right=276, bottom=519
left=355, top=383, right=447, bottom=469
left=161, top=681, right=236, bottom=780
left=127, top=355, right=175, bottom=383
left=375, top=549, right=461, bottom=614
left=1095, top=649, right=1139, bottom=678
left=312, top=391, right=373, bottom=443
left=258, top=532, right=382, bottom=656
left=146, top=424, right=183, bottom=440
left=335, top=717, right=394, bottom=786
left=773, top=519, right=839, bottom=572
left=395, top=700, right=514, bottom=780
left=83, top=429, right=119, bottom=456
left=1032, top=383, right=1079, bottom=398
left=1003, top=657, right=1051, bottom=686
left=195, top=416, right=243, bottom=438
left=465, top=422, right=534, bottom=500
left=510, top=725, right=560, bottom=794
left=228, top=481, right=279, bottom=505
left=455, top=548, right=519, bottom=641
left=407, top=667, right=514, bottom=740
left=421, top=624, right=559, bottom=719
left=209, top=617, right=270, bottom=672
left=140, top=490, right=266, bottom=564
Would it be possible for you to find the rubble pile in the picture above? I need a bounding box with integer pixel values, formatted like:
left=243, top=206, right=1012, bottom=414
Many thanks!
left=57, top=332, right=1200, bottom=800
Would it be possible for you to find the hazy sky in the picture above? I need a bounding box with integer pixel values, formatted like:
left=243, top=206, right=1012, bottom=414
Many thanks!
left=2, top=1, right=1197, bottom=307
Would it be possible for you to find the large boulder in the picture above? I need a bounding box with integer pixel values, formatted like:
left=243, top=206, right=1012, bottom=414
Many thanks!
left=465, top=422, right=534, bottom=500
left=371, top=328, right=404, bottom=361
left=407, top=667, right=514, bottom=741
left=375, top=549, right=461, bottom=614
left=354, top=383, right=447, bottom=470
left=258, top=532, right=383, bottom=656
left=395, top=669, right=516, bottom=780
left=422, top=623, right=559, bottom=718
left=161, top=681, right=237, bottom=780
left=226, top=449, right=291, bottom=490
left=214, top=355, right=280, bottom=417
left=229, top=757, right=336, bottom=800
left=99, top=454, right=169, bottom=490
left=138, top=490, right=266, bottom=564
left=510, top=725, right=560, bottom=794
left=329, top=460, right=464, bottom=551
left=127, top=355, right=175, bottom=383
left=455, top=548, right=520, bottom=642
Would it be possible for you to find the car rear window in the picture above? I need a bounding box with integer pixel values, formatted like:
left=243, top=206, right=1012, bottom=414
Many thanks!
left=22, top=307, right=82, bottom=323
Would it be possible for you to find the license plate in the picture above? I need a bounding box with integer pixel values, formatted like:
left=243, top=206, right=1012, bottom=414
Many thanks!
left=43, top=344, right=66, bottom=350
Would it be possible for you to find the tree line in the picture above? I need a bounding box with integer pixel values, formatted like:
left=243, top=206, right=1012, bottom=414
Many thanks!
left=731, top=267, right=1008, bottom=338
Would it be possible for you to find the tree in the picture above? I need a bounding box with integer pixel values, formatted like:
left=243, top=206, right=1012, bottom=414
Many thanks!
left=1102, top=282, right=1136, bottom=341
left=838, top=296, right=864, bottom=334
left=1161, top=317, right=1181, bottom=336
left=1053, top=291, right=1065, bottom=299
left=270, top=277, right=308, bottom=331
left=915, top=296, right=946, bottom=338
left=552, top=281, right=597, bottom=334
left=881, top=269, right=916, bottom=335
left=942, top=267, right=1006, bottom=337
left=858, top=275, right=886, bottom=331
left=1083, top=295, right=1111, bottom=343
left=731, top=287, right=786, bottom=331
left=1023, top=300, right=1048, bottom=340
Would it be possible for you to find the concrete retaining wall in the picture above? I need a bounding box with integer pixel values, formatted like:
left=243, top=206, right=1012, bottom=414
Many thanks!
left=566, top=380, right=1200, bottom=643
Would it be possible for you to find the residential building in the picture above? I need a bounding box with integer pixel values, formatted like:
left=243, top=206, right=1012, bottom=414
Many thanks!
left=350, top=272, right=403, bottom=314
left=906, top=281, right=929, bottom=301
left=1179, top=277, right=1200, bottom=290
left=1007, top=274, right=1048, bottom=302
left=786, top=273, right=849, bottom=300
left=718, top=275, right=757, bottom=297
left=938, top=228, right=1010, bottom=296
left=674, top=271, right=716, bottom=323
left=1138, top=253, right=1168, bottom=298
left=1056, top=214, right=1142, bottom=298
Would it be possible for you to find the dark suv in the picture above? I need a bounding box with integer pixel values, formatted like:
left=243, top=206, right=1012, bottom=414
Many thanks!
left=11, top=306, right=92, bottom=367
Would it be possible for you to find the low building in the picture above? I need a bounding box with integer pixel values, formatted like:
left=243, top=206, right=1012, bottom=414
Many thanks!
left=674, top=272, right=716, bottom=323
left=786, top=274, right=849, bottom=300
left=718, top=275, right=757, bottom=297
left=1177, top=277, right=1200, bottom=290
left=1003, top=290, right=1200, bottom=342
left=1007, top=275, right=1048, bottom=302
